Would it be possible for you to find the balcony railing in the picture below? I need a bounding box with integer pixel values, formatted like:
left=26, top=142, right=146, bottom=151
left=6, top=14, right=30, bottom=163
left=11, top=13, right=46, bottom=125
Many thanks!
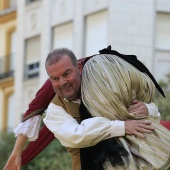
left=0, top=70, right=14, bottom=80
left=0, top=55, right=15, bottom=80
left=0, top=55, right=40, bottom=81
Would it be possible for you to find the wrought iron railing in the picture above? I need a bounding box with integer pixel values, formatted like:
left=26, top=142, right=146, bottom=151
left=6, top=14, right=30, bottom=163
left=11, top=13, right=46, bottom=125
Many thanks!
left=0, top=55, right=14, bottom=80
left=0, top=70, right=14, bottom=80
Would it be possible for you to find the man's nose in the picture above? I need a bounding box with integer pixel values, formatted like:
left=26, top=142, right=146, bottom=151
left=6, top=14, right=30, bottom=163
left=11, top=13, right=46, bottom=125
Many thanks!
left=59, top=77, right=67, bottom=86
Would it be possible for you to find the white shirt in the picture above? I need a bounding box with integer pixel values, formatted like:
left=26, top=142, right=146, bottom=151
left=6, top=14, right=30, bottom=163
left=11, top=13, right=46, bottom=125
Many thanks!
left=14, top=101, right=160, bottom=144
left=43, top=103, right=124, bottom=148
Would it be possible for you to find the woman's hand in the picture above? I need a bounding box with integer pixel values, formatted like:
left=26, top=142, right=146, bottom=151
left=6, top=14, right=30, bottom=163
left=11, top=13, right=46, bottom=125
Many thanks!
left=128, top=100, right=148, bottom=118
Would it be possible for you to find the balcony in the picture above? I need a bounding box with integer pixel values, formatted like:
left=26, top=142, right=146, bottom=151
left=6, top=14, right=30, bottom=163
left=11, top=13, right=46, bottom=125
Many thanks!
left=0, top=55, right=15, bottom=80
left=0, top=70, right=14, bottom=80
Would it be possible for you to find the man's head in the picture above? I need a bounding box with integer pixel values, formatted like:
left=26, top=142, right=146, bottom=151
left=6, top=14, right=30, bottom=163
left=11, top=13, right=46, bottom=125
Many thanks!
left=45, top=48, right=82, bottom=101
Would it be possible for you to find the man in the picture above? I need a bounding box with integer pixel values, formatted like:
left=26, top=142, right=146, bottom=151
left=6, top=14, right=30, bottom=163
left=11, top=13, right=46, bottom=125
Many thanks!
left=4, top=48, right=160, bottom=170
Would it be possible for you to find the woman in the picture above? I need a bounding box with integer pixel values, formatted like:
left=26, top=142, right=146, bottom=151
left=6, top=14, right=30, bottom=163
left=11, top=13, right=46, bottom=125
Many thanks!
left=81, top=53, right=170, bottom=170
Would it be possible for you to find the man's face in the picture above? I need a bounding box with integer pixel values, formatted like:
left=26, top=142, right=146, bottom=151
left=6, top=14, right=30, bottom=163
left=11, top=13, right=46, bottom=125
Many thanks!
left=46, top=55, right=82, bottom=101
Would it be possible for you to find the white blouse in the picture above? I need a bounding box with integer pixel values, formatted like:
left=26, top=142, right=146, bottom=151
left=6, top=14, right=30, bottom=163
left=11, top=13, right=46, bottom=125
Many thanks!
left=14, top=102, right=160, bottom=143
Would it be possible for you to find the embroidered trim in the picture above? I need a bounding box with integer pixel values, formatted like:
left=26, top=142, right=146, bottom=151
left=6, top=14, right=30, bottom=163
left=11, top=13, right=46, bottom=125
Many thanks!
left=22, top=108, right=45, bottom=122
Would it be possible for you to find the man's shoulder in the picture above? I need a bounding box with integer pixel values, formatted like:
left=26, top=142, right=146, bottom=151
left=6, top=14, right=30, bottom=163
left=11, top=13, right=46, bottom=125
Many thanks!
left=51, top=95, right=65, bottom=108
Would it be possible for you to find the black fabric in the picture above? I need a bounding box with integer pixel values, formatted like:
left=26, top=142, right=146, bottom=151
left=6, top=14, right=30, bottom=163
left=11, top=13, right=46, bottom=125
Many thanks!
left=99, top=45, right=165, bottom=98
left=79, top=102, right=129, bottom=170
left=79, top=102, right=97, bottom=170
left=80, top=145, right=97, bottom=170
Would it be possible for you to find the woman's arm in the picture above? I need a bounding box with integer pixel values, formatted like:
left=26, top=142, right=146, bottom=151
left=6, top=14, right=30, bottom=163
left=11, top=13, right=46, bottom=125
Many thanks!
left=128, top=100, right=160, bottom=120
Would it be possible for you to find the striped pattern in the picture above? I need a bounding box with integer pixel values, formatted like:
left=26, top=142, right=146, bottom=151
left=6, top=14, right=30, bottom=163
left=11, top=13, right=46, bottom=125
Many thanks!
left=81, top=54, right=170, bottom=170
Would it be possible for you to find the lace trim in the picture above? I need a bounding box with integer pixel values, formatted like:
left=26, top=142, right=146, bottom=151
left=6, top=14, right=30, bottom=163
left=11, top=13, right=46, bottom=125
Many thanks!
left=14, top=115, right=41, bottom=141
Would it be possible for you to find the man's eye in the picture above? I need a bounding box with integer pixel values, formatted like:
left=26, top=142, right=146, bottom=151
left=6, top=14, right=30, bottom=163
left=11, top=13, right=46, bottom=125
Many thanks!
left=65, top=72, right=71, bottom=77
left=51, top=77, right=59, bottom=82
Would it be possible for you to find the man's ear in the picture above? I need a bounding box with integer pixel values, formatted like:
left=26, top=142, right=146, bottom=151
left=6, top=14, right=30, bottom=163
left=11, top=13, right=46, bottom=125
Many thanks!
left=77, top=62, right=83, bottom=73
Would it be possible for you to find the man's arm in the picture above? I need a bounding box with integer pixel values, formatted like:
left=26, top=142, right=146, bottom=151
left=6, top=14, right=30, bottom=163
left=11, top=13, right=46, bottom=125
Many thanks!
left=3, top=135, right=28, bottom=170
left=43, top=103, right=154, bottom=148
left=3, top=79, right=55, bottom=170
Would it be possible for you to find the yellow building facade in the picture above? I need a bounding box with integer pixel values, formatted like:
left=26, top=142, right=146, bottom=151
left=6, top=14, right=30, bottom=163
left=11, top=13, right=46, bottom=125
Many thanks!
left=0, top=0, right=16, bottom=131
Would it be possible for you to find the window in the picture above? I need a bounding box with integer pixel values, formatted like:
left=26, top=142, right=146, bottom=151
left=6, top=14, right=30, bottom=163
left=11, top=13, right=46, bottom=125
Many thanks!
left=155, top=13, right=170, bottom=50
left=53, top=22, right=73, bottom=50
left=26, top=62, right=39, bottom=79
left=0, top=30, right=16, bottom=80
left=26, top=0, right=40, bottom=5
left=10, top=30, right=16, bottom=72
left=85, top=10, right=108, bottom=56
left=25, top=36, right=40, bottom=80
left=0, top=0, right=16, bottom=11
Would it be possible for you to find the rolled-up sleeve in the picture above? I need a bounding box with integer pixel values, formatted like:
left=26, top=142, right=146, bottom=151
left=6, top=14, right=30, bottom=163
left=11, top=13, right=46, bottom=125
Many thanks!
left=43, top=103, right=125, bottom=148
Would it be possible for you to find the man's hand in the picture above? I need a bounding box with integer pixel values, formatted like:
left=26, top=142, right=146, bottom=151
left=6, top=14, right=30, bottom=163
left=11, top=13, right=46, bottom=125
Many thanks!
left=3, top=134, right=27, bottom=170
left=3, top=152, right=21, bottom=170
left=125, top=119, right=154, bottom=138
left=128, top=100, right=148, bottom=118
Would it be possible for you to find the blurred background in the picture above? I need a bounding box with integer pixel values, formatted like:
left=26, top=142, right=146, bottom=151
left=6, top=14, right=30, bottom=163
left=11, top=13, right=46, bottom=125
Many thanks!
left=0, top=0, right=170, bottom=169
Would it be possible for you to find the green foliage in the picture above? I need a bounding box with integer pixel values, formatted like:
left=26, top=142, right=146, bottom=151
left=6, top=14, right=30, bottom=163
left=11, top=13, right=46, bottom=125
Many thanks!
left=0, top=131, right=71, bottom=170
left=0, top=131, right=16, bottom=169
left=22, top=139, right=71, bottom=170
left=154, top=72, right=170, bottom=121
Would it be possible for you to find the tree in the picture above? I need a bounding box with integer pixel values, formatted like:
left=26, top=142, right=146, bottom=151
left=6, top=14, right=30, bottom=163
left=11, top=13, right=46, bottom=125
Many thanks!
left=154, top=72, right=170, bottom=120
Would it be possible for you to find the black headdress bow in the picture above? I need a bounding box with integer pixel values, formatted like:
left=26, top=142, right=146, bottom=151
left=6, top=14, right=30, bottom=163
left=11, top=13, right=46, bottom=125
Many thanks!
left=99, top=45, right=165, bottom=98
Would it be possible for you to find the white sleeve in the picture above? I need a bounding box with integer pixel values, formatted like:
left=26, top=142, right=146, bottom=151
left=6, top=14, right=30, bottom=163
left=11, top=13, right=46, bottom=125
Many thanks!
left=14, top=115, right=41, bottom=141
left=43, top=103, right=125, bottom=148
left=144, top=102, right=161, bottom=120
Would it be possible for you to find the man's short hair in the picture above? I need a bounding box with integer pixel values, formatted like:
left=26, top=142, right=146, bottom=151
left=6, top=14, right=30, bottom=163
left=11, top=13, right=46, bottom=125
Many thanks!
left=45, top=48, right=77, bottom=66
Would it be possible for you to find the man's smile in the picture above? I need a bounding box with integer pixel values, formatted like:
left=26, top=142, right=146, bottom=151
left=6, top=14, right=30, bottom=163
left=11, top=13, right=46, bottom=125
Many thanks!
left=61, top=85, right=72, bottom=92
